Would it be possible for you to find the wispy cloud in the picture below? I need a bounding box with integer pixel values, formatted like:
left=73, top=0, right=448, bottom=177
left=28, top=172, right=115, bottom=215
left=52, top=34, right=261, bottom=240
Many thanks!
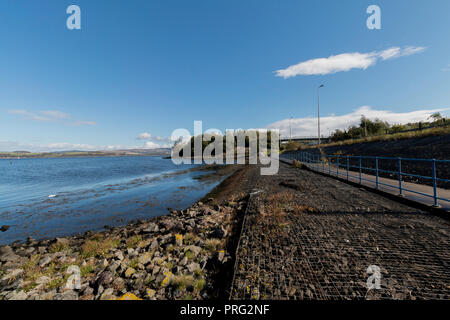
left=443, top=64, right=450, bottom=72
left=137, top=132, right=173, bottom=144
left=274, top=46, right=426, bottom=78
left=8, top=109, right=70, bottom=122
left=137, top=132, right=152, bottom=140
left=266, top=106, right=448, bottom=138
left=71, top=120, right=97, bottom=126
left=8, top=109, right=95, bottom=126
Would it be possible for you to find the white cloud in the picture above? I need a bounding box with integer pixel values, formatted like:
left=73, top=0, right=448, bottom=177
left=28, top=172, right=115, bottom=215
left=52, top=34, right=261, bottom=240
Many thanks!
left=144, top=141, right=161, bottom=149
left=274, top=46, right=426, bottom=78
left=8, top=109, right=95, bottom=126
left=443, top=64, right=450, bottom=72
left=137, top=132, right=152, bottom=140
left=266, top=106, right=448, bottom=138
left=8, top=109, right=68, bottom=122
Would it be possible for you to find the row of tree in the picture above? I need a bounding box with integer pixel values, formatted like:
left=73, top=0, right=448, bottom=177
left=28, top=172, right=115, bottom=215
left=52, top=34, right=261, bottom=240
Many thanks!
left=330, top=113, right=447, bottom=142
left=174, top=130, right=279, bottom=156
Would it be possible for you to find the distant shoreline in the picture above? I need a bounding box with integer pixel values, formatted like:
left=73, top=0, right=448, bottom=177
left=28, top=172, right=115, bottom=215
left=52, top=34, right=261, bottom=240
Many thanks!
left=0, top=149, right=171, bottom=160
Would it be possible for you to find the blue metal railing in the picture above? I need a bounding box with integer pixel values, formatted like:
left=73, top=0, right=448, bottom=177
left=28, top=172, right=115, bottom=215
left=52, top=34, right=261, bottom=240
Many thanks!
left=283, top=151, right=450, bottom=207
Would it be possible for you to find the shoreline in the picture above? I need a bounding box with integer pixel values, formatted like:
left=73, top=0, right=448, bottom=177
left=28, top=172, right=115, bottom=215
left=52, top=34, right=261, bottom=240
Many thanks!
left=0, top=165, right=247, bottom=300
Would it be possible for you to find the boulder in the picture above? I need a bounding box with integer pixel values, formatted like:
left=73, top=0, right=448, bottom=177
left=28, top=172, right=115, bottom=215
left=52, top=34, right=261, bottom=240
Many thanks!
left=38, top=256, right=52, bottom=267
left=100, top=288, right=115, bottom=300
left=56, top=290, right=79, bottom=300
left=6, top=290, right=28, bottom=300
left=1, top=268, right=24, bottom=281
left=185, top=245, right=202, bottom=256
left=138, top=252, right=153, bottom=265
left=92, top=271, right=114, bottom=288
left=142, top=223, right=159, bottom=233
left=186, top=262, right=200, bottom=274
left=124, top=267, right=136, bottom=278
left=114, top=251, right=124, bottom=261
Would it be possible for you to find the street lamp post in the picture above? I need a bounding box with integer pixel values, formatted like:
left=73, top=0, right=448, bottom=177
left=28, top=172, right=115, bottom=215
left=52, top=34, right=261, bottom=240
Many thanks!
left=289, top=117, right=292, bottom=142
left=317, top=84, right=324, bottom=145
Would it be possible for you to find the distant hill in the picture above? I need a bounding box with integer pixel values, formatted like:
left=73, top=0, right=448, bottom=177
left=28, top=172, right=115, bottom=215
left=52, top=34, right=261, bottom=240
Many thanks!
left=0, top=148, right=171, bottom=159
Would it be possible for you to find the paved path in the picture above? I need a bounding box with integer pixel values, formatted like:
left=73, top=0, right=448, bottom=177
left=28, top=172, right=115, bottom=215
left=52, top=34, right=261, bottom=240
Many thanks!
left=230, top=163, right=450, bottom=300
left=281, top=157, right=450, bottom=211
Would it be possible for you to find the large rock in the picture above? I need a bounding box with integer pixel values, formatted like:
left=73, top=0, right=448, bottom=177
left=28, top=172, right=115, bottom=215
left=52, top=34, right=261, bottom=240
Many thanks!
left=91, top=271, right=114, bottom=288
left=124, top=267, right=136, bottom=278
left=38, top=256, right=52, bottom=267
left=114, top=251, right=124, bottom=261
left=6, top=290, right=27, bottom=300
left=0, top=246, right=21, bottom=263
left=142, top=223, right=159, bottom=234
left=54, top=237, right=70, bottom=246
left=186, top=262, right=200, bottom=274
left=100, top=288, right=115, bottom=300
left=56, top=290, right=79, bottom=300
left=138, top=252, right=153, bottom=265
left=36, top=276, right=51, bottom=285
left=1, top=268, right=23, bottom=281
left=149, top=240, right=158, bottom=250
left=185, top=245, right=202, bottom=256
left=107, top=261, right=120, bottom=273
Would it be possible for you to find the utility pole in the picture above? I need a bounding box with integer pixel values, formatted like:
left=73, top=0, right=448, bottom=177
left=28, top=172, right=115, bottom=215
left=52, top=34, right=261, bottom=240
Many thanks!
left=318, top=84, right=324, bottom=145
left=289, top=117, right=292, bottom=142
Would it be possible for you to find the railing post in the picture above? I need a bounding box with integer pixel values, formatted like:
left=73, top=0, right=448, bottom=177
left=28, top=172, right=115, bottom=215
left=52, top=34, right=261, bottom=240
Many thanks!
left=329, top=156, right=331, bottom=175
left=337, top=156, right=340, bottom=177
left=375, top=157, right=379, bottom=190
left=432, top=159, right=439, bottom=207
left=359, top=157, right=362, bottom=184
left=346, top=156, right=349, bottom=180
left=398, top=158, right=403, bottom=196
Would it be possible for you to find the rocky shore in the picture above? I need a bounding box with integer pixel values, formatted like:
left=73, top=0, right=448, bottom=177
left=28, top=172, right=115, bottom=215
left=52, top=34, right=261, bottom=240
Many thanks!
left=0, top=190, right=247, bottom=300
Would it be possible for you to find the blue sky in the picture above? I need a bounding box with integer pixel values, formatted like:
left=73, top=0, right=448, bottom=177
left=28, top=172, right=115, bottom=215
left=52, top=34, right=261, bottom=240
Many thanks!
left=0, top=0, right=449, bottom=151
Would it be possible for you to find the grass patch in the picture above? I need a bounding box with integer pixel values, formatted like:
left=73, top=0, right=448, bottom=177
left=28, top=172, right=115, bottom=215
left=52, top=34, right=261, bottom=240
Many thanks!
left=47, top=277, right=65, bottom=290
left=164, top=262, right=174, bottom=270
left=81, top=236, right=120, bottom=258
left=49, top=242, right=69, bottom=253
left=292, top=160, right=303, bottom=168
left=183, top=233, right=197, bottom=245
left=126, top=235, right=142, bottom=249
left=194, top=278, right=206, bottom=291
left=80, top=264, right=96, bottom=277
left=194, top=268, right=204, bottom=277
left=171, top=274, right=194, bottom=290
left=20, top=254, right=42, bottom=283
left=129, top=258, right=139, bottom=269
left=205, top=239, right=221, bottom=252
left=184, top=250, right=195, bottom=261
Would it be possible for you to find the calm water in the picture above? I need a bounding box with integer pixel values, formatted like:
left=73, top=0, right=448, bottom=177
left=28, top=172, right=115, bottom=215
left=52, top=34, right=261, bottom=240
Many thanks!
left=0, top=156, right=223, bottom=245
